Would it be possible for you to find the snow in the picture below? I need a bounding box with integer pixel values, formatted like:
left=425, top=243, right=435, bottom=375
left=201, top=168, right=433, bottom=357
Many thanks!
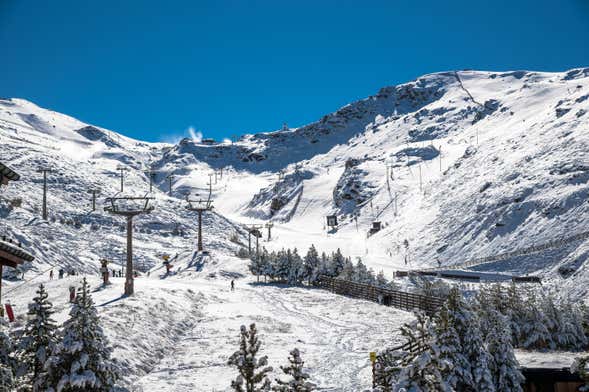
left=2, top=67, right=589, bottom=389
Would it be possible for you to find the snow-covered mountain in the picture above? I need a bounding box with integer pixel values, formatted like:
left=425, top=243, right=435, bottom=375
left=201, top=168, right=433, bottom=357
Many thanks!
left=156, top=68, right=589, bottom=294
left=4, top=69, right=589, bottom=289
left=2, top=68, right=589, bottom=390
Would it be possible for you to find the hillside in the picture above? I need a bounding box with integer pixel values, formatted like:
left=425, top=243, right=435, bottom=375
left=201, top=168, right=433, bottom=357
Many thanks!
left=2, top=67, right=589, bottom=389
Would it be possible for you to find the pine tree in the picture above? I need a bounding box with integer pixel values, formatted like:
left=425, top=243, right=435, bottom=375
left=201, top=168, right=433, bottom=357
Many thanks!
left=42, top=278, right=118, bottom=391
left=505, top=283, right=524, bottom=347
left=434, top=306, right=469, bottom=390
left=273, top=250, right=290, bottom=282
left=302, top=245, right=320, bottom=285
left=273, top=348, right=315, bottom=391
left=338, top=258, right=355, bottom=281
left=445, top=287, right=481, bottom=391
left=228, top=323, right=273, bottom=392
left=376, top=270, right=389, bottom=288
left=316, top=252, right=330, bottom=279
left=0, top=322, right=15, bottom=392
left=520, top=293, right=552, bottom=350
left=288, top=249, right=304, bottom=285
left=392, top=313, right=451, bottom=392
left=16, top=284, right=58, bottom=391
left=354, top=259, right=368, bottom=284
left=330, top=249, right=345, bottom=277
left=486, top=310, right=524, bottom=392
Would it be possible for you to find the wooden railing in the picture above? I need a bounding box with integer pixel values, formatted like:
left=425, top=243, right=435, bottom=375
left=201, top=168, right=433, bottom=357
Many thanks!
left=314, top=276, right=445, bottom=315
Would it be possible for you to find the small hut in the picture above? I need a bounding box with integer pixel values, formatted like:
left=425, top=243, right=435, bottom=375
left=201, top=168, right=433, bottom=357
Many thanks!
left=0, top=161, right=35, bottom=317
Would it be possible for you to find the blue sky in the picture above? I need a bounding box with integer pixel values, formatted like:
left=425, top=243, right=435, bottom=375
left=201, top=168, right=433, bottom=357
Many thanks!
left=1, top=0, right=588, bottom=143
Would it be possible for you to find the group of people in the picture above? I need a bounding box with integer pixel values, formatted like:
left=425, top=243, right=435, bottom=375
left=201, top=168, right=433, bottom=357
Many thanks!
left=49, top=268, right=77, bottom=280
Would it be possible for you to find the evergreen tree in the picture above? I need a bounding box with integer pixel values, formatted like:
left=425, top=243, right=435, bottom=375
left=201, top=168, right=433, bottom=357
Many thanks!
left=505, top=283, right=524, bottom=347
left=16, top=284, right=58, bottom=391
left=445, top=287, right=477, bottom=390
left=302, top=246, right=320, bottom=285
left=353, top=258, right=368, bottom=284
left=376, top=270, right=389, bottom=288
left=273, top=250, right=290, bottom=282
left=486, top=310, right=524, bottom=392
left=287, top=249, right=304, bottom=285
left=338, top=258, right=355, bottom=281
left=434, top=306, right=469, bottom=390
left=316, top=253, right=330, bottom=279
left=330, top=249, right=345, bottom=277
left=0, top=322, right=15, bottom=392
left=392, top=313, right=451, bottom=392
left=366, top=268, right=376, bottom=286
left=228, top=323, right=272, bottom=392
left=273, top=348, right=315, bottom=392
left=520, top=293, right=552, bottom=350
left=42, top=278, right=118, bottom=391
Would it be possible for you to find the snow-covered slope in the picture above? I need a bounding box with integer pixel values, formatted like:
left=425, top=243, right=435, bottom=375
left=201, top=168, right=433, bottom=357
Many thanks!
left=2, top=67, right=589, bottom=389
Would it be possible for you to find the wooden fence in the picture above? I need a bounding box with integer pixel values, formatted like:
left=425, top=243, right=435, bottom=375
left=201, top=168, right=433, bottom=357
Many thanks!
left=314, top=276, right=445, bottom=315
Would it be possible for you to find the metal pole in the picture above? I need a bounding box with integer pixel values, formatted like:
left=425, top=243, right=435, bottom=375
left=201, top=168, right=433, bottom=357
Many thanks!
left=248, top=231, right=252, bottom=254
left=197, top=210, right=203, bottom=252
left=256, top=235, right=259, bottom=259
left=42, top=171, right=48, bottom=220
left=168, top=176, right=173, bottom=196
left=125, top=215, right=134, bottom=296
left=419, top=164, right=422, bottom=192
left=120, top=169, right=124, bottom=192
left=0, top=264, right=3, bottom=317
left=91, top=191, right=96, bottom=212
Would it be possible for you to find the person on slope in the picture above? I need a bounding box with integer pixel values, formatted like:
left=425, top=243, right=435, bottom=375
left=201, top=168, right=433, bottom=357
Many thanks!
left=49, top=270, right=54, bottom=280
left=231, top=280, right=235, bottom=291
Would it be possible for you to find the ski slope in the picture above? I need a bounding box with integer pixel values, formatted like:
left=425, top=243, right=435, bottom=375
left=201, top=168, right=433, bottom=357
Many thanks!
left=5, top=268, right=412, bottom=391
left=2, top=67, right=589, bottom=390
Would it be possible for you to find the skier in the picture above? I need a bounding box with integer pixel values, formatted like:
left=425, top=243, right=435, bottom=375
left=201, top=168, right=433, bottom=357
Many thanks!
left=58, top=268, right=64, bottom=279
left=231, top=280, right=235, bottom=291
left=49, top=270, right=54, bottom=280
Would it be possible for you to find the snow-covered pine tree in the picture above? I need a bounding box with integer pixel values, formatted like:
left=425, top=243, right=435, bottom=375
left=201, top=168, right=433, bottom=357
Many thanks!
left=316, top=252, right=330, bottom=280
left=445, top=287, right=485, bottom=391
left=330, top=249, right=345, bottom=277
left=302, top=245, right=319, bottom=285
left=16, top=283, right=58, bottom=391
left=520, top=291, right=552, bottom=350
left=0, top=321, right=15, bottom=391
left=273, top=348, right=315, bottom=391
left=337, top=258, right=355, bottom=281
left=228, top=323, right=273, bottom=392
left=41, top=278, right=118, bottom=392
left=486, top=309, right=524, bottom=392
left=273, top=249, right=290, bottom=282
left=504, top=283, right=524, bottom=347
left=265, top=251, right=278, bottom=281
left=392, top=312, right=451, bottom=392
left=376, top=270, right=389, bottom=288
left=434, top=305, right=469, bottom=390
left=353, top=258, right=368, bottom=284
left=557, top=300, right=588, bottom=350
left=288, top=249, right=304, bottom=285
left=366, top=268, right=376, bottom=286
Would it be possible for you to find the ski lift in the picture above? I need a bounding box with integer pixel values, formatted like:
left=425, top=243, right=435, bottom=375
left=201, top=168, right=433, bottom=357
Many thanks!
left=326, top=215, right=338, bottom=228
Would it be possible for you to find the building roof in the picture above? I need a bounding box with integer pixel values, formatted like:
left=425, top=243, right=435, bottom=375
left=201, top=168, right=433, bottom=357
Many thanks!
left=0, top=161, right=20, bottom=182
left=0, top=238, right=35, bottom=268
